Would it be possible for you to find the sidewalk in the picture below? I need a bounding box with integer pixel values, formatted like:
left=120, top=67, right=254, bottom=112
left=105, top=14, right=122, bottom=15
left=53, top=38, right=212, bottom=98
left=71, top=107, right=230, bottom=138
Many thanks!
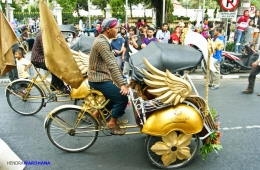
left=1, top=51, right=259, bottom=83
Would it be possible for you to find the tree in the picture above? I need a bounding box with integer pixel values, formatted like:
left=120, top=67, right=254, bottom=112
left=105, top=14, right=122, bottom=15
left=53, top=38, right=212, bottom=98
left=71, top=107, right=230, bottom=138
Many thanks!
left=92, top=0, right=110, bottom=17
left=56, top=0, right=76, bottom=12
left=141, top=0, right=174, bottom=27
left=110, top=0, right=125, bottom=20
left=251, top=0, right=260, bottom=10
left=178, top=0, right=218, bottom=9
left=55, top=0, right=88, bottom=15
left=128, top=0, right=139, bottom=18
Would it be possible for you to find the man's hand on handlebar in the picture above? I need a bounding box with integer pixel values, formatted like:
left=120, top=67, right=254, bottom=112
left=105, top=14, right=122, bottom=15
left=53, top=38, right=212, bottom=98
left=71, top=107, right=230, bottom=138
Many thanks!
left=120, top=85, right=129, bottom=96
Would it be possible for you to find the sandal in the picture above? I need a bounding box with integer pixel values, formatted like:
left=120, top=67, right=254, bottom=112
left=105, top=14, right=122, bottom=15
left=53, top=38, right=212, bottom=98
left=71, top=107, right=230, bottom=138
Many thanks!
left=105, top=123, right=125, bottom=135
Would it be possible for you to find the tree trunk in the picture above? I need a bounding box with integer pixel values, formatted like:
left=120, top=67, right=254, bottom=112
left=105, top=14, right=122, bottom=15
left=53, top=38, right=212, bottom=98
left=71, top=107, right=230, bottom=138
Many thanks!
left=155, top=0, right=162, bottom=27
left=130, top=2, right=132, bottom=18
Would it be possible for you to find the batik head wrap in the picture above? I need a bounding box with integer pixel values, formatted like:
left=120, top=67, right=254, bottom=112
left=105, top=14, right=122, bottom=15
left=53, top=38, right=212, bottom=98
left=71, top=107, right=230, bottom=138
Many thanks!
left=99, top=18, right=118, bottom=33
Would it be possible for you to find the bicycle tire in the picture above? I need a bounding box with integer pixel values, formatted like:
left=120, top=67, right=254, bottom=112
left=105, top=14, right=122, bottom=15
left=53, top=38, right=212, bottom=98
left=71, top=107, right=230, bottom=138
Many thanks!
left=145, top=132, right=200, bottom=169
left=6, top=80, right=44, bottom=115
left=46, top=107, right=98, bottom=152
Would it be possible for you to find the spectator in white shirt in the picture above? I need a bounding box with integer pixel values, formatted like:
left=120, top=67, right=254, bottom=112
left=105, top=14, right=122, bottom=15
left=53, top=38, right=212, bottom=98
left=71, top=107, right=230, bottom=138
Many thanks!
left=78, top=17, right=84, bottom=31
left=178, top=19, right=185, bottom=28
left=156, top=23, right=170, bottom=44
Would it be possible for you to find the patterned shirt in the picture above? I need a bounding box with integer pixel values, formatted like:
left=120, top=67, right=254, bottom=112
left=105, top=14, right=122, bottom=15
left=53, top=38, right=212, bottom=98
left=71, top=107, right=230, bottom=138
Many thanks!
left=31, top=31, right=45, bottom=63
left=88, top=34, right=125, bottom=87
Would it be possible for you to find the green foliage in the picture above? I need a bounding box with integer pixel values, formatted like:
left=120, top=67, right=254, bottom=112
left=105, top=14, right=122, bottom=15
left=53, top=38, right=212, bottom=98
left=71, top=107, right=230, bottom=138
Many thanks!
left=199, top=107, right=222, bottom=160
left=225, top=42, right=235, bottom=52
left=251, top=0, right=260, bottom=10
left=110, top=0, right=125, bottom=20
left=92, top=0, right=109, bottom=16
left=56, top=0, right=76, bottom=12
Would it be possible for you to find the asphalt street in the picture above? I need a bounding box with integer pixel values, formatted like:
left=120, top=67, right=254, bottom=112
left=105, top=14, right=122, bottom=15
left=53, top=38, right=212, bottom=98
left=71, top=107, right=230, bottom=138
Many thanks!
left=0, top=78, right=260, bottom=170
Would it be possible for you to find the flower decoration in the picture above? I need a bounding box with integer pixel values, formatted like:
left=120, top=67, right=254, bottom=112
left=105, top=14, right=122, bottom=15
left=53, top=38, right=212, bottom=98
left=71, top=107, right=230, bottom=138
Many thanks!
left=200, top=107, right=223, bottom=160
left=151, top=131, right=192, bottom=166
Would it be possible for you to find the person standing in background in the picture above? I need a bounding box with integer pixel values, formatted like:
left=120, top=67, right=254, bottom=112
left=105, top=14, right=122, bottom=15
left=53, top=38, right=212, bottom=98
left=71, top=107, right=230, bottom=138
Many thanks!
left=250, top=10, right=260, bottom=47
left=156, top=23, right=170, bottom=44
left=227, top=22, right=231, bottom=42
left=234, top=10, right=250, bottom=53
left=170, top=26, right=181, bottom=44
left=178, top=19, right=185, bottom=28
left=78, top=17, right=84, bottom=32
left=209, top=27, right=225, bottom=90
left=243, top=20, right=254, bottom=46
left=85, top=18, right=89, bottom=29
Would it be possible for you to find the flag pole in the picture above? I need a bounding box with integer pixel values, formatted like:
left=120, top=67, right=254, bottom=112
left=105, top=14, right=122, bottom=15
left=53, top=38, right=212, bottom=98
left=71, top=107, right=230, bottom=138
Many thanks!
left=5, top=0, right=9, bottom=21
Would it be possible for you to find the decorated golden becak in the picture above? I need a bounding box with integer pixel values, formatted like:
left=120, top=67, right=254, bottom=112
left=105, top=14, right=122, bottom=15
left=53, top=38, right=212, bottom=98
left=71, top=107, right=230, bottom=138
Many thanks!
left=142, top=58, right=192, bottom=105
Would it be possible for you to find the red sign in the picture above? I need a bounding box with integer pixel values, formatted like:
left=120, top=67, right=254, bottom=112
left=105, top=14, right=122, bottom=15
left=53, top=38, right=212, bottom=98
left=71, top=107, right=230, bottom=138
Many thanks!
left=220, top=0, right=239, bottom=11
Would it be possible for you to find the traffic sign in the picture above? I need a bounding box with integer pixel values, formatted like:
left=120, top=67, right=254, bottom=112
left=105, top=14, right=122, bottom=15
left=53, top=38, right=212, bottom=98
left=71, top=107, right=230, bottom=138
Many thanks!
left=218, top=12, right=236, bottom=18
left=220, top=0, right=239, bottom=11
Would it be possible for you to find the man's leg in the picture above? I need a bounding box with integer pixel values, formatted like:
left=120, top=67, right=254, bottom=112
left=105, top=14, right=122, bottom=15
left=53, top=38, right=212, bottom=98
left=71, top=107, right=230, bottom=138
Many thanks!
left=88, top=81, right=128, bottom=135
left=211, top=62, right=221, bottom=89
left=247, top=66, right=260, bottom=91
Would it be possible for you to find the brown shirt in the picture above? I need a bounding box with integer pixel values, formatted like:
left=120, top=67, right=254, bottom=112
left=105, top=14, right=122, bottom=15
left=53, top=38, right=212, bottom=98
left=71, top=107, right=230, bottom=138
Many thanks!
left=31, top=31, right=45, bottom=63
left=88, top=34, right=125, bottom=87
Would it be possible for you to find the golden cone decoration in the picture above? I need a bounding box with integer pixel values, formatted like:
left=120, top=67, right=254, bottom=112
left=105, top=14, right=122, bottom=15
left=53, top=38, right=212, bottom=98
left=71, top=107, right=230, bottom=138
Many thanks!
left=0, top=11, right=18, bottom=76
left=39, top=0, right=83, bottom=88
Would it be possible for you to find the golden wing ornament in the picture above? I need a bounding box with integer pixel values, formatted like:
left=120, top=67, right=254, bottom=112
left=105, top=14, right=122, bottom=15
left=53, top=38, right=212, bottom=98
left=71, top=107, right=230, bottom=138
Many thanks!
left=142, top=58, right=192, bottom=105
left=71, top=49, right=89, bottom=75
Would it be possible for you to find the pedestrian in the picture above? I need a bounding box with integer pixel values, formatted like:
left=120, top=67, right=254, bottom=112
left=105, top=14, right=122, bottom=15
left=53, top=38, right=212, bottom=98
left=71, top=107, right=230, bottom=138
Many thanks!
left=111, top=33, right=125, bottom=70
left=15, top=47, right=32, bottom=79
left=156, top=23, right=170, bottom=44
left=178, top=19, right=185, bottom=28
left=208, top=21, right=214, bottom=39
left=201, top=25, right=209, bottom=40
left=243, top=20, right=254, bottom=46
left=20, top=27, right=35, bottom=50
left=209, top=27, right=225, bottom=90
left=85, top=19, right=89, bottom=29
left=31, top=31, right=65, bottom=92
left=78, top=17, right=84, bottom=32
left=88, top=18, right=129, bottom=135
left=84, top=21, right=100, bottom=37
left=170, top=26, right=181, bottom=44
left=141, top=27, right=158, bottom=48
left=250, top=10, right=260, bottom=46
left=234, top=9, right=250, bottom=53
left=63, top=18, right=68, bottom=25
left=123, top=26, right=142, bottom=76
left=14, top=47, right=32, bottom=95
left=227, top=22, right=231, bottom=41
left=242, top=46, right=260, bottom=95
